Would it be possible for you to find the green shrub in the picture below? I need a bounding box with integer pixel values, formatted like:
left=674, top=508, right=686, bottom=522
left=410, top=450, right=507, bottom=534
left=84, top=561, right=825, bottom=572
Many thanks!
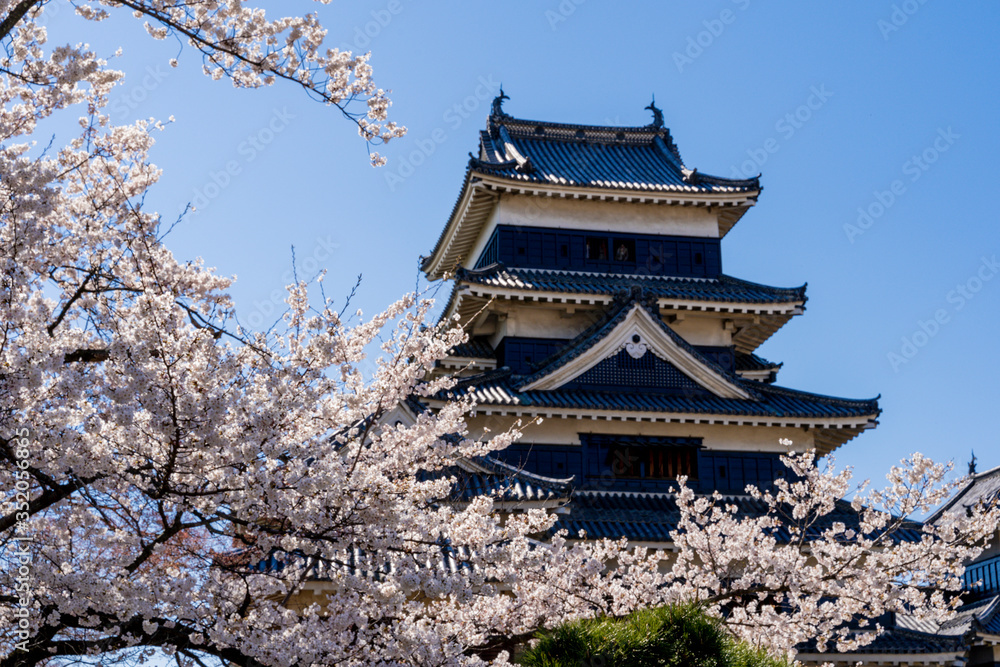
left=517, top=604, right=789, bottom=667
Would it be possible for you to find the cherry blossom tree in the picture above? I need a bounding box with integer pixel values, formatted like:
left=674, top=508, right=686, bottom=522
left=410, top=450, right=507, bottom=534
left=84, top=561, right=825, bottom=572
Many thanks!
left=0, top=2, right=997, bottom=666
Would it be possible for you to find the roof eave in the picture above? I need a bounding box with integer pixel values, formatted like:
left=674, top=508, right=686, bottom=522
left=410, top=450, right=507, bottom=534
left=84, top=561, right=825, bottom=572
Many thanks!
left=423, top=172, right=761, bottom=281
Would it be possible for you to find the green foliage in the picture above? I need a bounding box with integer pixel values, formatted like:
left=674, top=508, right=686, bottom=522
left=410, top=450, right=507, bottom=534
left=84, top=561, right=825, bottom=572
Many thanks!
left=516, top=604, right=790, bottom=667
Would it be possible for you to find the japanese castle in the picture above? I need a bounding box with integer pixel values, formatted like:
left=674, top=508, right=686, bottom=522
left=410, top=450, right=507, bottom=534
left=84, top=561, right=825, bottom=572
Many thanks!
left=418, top=92, right=878, bottom=520
left=404, top=93, right=1000, bottom=666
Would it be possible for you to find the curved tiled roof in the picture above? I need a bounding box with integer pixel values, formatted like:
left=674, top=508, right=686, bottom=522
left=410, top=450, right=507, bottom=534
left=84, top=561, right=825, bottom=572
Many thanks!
left=473, top=111, right=760, bottom=195
left=799, top=596, right=1000, bottom=660
left=928, top=462, right=1000, bottom=524
left=456, top=265, right=807, bottom=306
left=421, top=100, right=762, bottom=279
left=799, top=626, right=967, bottom=656
left=419, top=456, right=573, bottom=504
left=246, top=543, right=482, bottom=582
left=556, top=491, right=924, bottom=545
left=447, top=337, right=496, bottom=360
left=735, top=352, right=782, bottom=372
left=442, top=366, right=878, bottom=422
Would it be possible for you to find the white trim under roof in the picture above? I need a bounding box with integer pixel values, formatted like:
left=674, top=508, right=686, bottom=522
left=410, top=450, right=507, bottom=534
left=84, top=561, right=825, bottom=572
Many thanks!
left=424, top=176, right=758, bottom=280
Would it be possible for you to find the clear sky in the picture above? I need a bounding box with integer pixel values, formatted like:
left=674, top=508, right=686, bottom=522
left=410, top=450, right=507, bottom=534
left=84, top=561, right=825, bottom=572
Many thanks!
left=44, top=1, right=1000, bottom=495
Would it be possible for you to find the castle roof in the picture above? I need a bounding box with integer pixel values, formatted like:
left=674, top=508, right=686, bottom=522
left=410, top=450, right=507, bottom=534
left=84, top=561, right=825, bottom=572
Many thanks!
left=427, top=372, right=878, bottom=453
left=557, top=491, right=924, bottom=545
left=927, top=462, right=1000, bottom=525
left=422, top=95, right=761, bottom=280
left=455, top=265, right=806, bottom=305
left=420, top=455, right=573, bottom=507
left=425, top=297, right=879, bottom=454
left=470, top=100, right=759, bottom=195
left=442, top=265, right=806, bottom=353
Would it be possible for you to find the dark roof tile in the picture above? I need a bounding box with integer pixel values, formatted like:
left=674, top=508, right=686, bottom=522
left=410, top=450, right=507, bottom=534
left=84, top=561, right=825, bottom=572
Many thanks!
left=444, top=367, right=879, bottom=421
left=457, top=265, right=807, bottom=305
left=473, top=113, right=760, bottom=195
left=555, top=490, right=924, bottom=544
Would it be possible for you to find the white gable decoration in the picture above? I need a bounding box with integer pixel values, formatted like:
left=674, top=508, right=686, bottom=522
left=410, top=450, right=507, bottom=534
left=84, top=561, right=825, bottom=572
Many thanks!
left=521, top=304, right=752, bottom=400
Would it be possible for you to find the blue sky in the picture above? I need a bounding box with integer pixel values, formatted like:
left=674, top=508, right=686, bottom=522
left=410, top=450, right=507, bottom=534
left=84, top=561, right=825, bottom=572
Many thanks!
left=46, top=1, right=1000, bottom=494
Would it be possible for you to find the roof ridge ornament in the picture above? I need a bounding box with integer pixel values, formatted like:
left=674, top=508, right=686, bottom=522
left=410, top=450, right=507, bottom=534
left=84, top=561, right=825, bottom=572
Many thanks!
left=645, top=95, right=664, bottom=129
left=491, top=86, right=510, bottom=118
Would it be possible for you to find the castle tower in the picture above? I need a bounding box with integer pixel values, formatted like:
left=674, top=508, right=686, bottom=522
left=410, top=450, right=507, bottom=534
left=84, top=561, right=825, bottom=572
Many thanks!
left=412, top=93, right=881, bottom=543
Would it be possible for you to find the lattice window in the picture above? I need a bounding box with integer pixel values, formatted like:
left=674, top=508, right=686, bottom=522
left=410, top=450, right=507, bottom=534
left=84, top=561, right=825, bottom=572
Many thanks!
left=569, top=349, right=708, bottom=396
left=605, top=444, right=698, bottom=480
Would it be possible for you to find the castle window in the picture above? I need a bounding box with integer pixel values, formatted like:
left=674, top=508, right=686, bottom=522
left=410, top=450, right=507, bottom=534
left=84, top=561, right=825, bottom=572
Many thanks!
left=606, top=444, right=698, bottom=480
left=613, top=238, right=636, bottom=263
left=586, top=236, right=608, bottom=260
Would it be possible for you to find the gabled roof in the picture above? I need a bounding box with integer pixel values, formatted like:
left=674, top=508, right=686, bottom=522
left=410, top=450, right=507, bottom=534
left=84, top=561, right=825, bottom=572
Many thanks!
left=927, top=462, right=1000, bottom=525
left=435, top=337, right=497, bottom=374
left=897, top=595, right=1000, bottom=637
left=517, top=298, right=753, bottom=400
left=421, top=95, right=762, bottom=280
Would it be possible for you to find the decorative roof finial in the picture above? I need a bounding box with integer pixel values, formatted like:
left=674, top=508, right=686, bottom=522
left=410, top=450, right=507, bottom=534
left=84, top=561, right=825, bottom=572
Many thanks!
left=645, top=95, right=664, bottom=129
left=491, top=86, right=510, bottom=117
left=969, top=450, right=978, bottom=475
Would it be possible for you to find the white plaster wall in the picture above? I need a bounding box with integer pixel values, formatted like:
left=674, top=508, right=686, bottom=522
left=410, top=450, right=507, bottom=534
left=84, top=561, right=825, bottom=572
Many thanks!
left=664, top=314, right=732, bottom=347
left=464, top=415, right=815, bottom=452
left=464, top=204, right=501, bottom=270
left=478, top=304, right=733, bottom=359
left=497, top=194, right=720, bottom=237
left=500, top=305, right=598, bottom=340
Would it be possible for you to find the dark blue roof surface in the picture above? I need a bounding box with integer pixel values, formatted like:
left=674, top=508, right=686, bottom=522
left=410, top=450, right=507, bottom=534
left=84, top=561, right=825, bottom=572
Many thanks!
left=735, top=352, right=782, bottom=372
left=472, top=111, right=760, bottom=195
left=418, top=456, right=573, bottom=504
left=456, top=265, right=807, bottom=305
left=555, top=490, right=925, bottom=544
left=800, top=596, right=1000, bottom=658
left=443, top=367, right=878, bottom=421
left=800, top=627, right=967, bottom=655
left=447, top=337, right=496, bottom=360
